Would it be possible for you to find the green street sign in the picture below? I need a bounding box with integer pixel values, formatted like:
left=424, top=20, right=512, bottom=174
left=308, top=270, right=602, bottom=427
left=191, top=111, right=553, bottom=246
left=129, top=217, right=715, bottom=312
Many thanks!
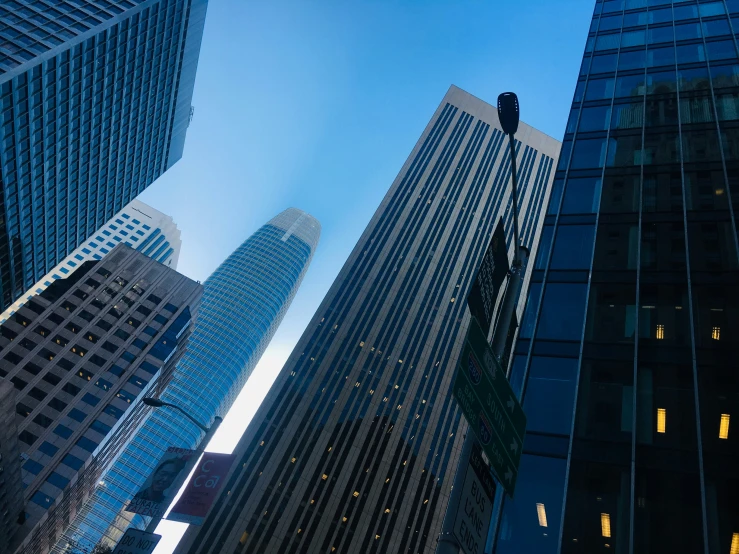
left=452, top=317, right=527, bottom=496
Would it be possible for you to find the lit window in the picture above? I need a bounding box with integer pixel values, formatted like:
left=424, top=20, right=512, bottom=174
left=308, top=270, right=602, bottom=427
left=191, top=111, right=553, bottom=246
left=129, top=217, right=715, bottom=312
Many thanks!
left=719, top=414, right=730, bottom=440
left=656, top=324, right=665, bottom=339
left=322, top=474, right=328, bottom=480
left=712, top=326, right=721, bottom=340
left=291, top=457, right=296, bottom=463
left=353, top=491, right=359, bottom=498
left=601, top=513, right=611, bottom=538
left=730, top=533, right=739, bottom=554
left=536, top=503, right=548, bottom=527
left=657, top=408, right=666, bottom=433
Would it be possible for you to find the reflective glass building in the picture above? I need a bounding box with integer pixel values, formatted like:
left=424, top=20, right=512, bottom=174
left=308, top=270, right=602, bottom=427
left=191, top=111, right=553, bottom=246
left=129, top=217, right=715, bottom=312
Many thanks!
left=0, top=0, right=207, bottom=311
left=173, top=86, right=560, bottom=554
left=57, top=208, right=320, bottom=552
left=490, top=2, right=739, bottom=554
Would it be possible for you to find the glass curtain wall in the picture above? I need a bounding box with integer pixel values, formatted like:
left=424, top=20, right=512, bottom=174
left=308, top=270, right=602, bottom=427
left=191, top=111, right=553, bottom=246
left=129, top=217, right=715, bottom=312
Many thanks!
left=490, top=1, right=739, bottom=554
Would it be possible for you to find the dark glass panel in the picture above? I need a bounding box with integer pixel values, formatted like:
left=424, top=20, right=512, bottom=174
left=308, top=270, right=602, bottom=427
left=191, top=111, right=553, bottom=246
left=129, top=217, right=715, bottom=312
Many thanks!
left=647, top=45, right=675, bottom=68
left=674, top=22, right=702, bottom=41
left=647, top=7, right=672, bottom=24
left=558, top=140, right=573, bottom=170
left=607, top=134, right=642, bottom=166
left=574, top=359, right=634, bottom=444
left=680, top=95, right=714, bottom=124
left=593, top=222, right=639, bottom=271
left=642, top=170, right=683, bottom=213
left=638, top=284, right=690, bottom=346
left=624, top=10, right=648, bottom=27
left=622, top=29, right=647, bottom=47
left=720, top=126, right=739, bottom=160
left=706, top=39, right=738, bottom=62
left=591, top=53, right=619, bottom=74
left=619, top=50, right=647, bottom=71
left=682, top=128, right=723, bottom=162
left=599, top=14, right=624, bottom=31
left=585, top=283, right=637, bottom=343
left=640, top=221, right=686, bottom=271
left=615, top=73, right=646, bottom=97
left=611, top=101, right=644, bottom=129
left=688, top=221, right=738, bottom=271
left=715, top=91, right=739, bottom=120
left=548, top=179, right=564, bottom=214
left=571, top=138, right=609, bottom=169
left=692, top=284, right=739, bottom=349
left=524, top=357, right=578, bottom=435
left=562, top=177, right=602, bottom=214
left=508, top=355, right=527, bottom=398
left=645, top=94, right=678, bottom=126
left=699, top=1, right=726, bottom=17
left=684, top=169, right=729, bottom=211
left=494, top=455, right=566, bottom=554
left=537, top=283, right=588, bottom=341
left=551, top=225, right=596, bottom=270
left=710, top=63, right=739, bottom=89
left=673, top=4, right=699, bottom=21
left=647, top=24, right=673, bottom=45
left=520, top=283, right=543, bottom=340
left=702, top=18, right=731, bottom=37
left=596, top=32, right=621, bottom=51
left=646, top=69, right=677, bottom=94
left=643, top=129, right=680, bottom=164
left=678, top=67, right=711, bottom=92
left=574, top=80, right=586, bottom=103
left=601, top=171, right=640, bottom=213
left=535, top=225, right=554, bottom=270
left=579, top=105, right=611, bottom=132
left=566, top=108, right=580, bottom=133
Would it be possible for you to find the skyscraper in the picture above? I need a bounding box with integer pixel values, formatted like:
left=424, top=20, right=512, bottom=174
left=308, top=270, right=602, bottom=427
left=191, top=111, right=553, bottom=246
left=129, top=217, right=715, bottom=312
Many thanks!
left=0, top=244, right=203, bottom=554
left=174, top=85, right=559, bottom=554
left=0, top=199, right=182, bottom=325
left=489, top=2, right=739, bottom=554
left=0, top=378, right=22, bottom=554
left=60, top=208, right=320, bottom=551
left=0, top=0, right=207, bottom=311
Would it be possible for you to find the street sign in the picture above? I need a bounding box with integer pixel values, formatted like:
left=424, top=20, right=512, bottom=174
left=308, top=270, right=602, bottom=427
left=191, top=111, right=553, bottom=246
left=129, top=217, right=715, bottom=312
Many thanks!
left=112, top=529, right=161, bottom=554
left=467, top=218, right=509, bottom=336
left=452, top=317, right=526, bottom=496
left=452, top=444, right=496, bottom=554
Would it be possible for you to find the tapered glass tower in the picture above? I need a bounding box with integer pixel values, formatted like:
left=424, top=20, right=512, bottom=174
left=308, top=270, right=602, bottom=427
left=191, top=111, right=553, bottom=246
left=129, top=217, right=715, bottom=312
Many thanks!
left=54, top=208, right=320, bottom=552
left=490, top=2, right=739, bottom=554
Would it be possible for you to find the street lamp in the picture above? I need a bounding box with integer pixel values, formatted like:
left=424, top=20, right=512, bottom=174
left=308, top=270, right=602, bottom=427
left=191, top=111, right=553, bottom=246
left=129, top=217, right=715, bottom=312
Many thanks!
left=140, top=397, right=222, bottom=533
left=436, top=92, right=527, bottom=554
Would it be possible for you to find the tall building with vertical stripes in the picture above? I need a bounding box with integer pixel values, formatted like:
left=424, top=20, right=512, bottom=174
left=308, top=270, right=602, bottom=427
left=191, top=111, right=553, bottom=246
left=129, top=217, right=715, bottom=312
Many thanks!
left=489, top=2, right=739, bottom=554
left=0, top=199, right=181, bottom=325
left=174, top=85, right=559, bottom=554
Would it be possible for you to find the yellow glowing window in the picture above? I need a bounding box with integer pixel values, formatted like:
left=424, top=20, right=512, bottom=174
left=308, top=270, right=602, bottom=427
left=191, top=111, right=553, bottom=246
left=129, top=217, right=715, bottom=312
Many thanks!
left=656, top=324, right=665, bottom=339
left=720, top=414, right=730, bottom=440
left=310, top=499, right=315, bottom=504
left=297, top=529, right=302, bottom=534
left=657, top=408, right=666, bottom=433
left=385, top=478, right=390, bottom=483
left=384, top=508, right=391, bottom=513
left=712, top=326, right=721, bottom=340
left=342, top=517, right=348, bottom=522
left=536, top=503, right=548, bottom=527
left=240, top=531, right=249, bottom=545
left=730, top=533, right=739, bottom=554
left=375, top=535, right=381, bottom=539
left=322, top=474, right=328, bottom=480
left=423, top=499, right=429, bottom=504
left=291, top=457, right=296, bottom=463
left=601, top=513, right=611, bottom=538
left=353, top=491, right=359, bottom=498
left=359, top=341, right=364, bottom=347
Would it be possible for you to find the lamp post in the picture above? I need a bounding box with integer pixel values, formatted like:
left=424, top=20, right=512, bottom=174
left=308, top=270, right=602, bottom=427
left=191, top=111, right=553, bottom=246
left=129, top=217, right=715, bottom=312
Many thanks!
left=436, top=92, right=526, bottom=554
left=140, top=397, right=222, bottom=533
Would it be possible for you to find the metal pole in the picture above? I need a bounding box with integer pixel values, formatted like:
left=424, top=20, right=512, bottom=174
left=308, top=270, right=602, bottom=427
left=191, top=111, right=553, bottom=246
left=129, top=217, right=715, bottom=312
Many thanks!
left=144, top=415, right=222, bottom=533
left=436, top=130, right=523, bottom=554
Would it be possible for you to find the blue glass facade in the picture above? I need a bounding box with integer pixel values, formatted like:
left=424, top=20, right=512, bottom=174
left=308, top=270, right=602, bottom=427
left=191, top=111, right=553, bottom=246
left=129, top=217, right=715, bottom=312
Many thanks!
left=0, top=0, right=207, bottom=310
left=56, top=208, right=320, bottom=551
left=491, top=2, right=739, bottom=553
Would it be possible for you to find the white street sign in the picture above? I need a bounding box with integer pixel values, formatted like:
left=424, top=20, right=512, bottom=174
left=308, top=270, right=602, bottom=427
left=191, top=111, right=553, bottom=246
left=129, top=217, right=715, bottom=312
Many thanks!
left=112, top=529, right=161, bottom=554
left=452, top=445, right=496, bottom=554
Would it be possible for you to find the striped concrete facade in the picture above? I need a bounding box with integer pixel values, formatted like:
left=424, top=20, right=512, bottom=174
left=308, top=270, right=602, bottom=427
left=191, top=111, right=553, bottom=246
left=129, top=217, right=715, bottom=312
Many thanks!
left=175, top=85, right=560, bottom=554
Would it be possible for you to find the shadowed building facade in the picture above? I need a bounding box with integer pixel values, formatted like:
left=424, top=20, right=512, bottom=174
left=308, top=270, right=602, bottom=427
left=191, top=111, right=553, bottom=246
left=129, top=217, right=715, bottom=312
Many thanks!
left=175, top=85, right=559, bottom=554
left=489, top=2, right=739, bottom=554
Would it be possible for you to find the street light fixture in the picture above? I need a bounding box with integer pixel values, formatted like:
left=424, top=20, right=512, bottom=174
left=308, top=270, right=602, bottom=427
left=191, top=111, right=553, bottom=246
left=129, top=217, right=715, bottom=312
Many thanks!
left=140, top=397, right=222, bottom=533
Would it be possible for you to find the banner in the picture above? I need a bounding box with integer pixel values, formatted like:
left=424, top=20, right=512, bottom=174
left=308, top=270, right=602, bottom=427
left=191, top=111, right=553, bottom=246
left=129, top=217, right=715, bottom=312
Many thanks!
left=467, top=218, right=509, bottom=336
left=167, top=452, right=235, bottom=525
left=125, top=447, right=197, bottom=518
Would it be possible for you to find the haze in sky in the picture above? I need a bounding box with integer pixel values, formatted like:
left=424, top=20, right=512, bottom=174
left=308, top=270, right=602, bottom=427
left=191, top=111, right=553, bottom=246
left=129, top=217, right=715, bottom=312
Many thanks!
left=133, top=1, right=595, bottom=551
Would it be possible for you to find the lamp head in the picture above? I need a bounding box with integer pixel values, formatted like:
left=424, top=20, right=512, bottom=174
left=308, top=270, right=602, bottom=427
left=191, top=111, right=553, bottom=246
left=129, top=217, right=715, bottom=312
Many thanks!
left=142, top=397, right=165, bottom=407
left=497, top=92, right=520, bottom=135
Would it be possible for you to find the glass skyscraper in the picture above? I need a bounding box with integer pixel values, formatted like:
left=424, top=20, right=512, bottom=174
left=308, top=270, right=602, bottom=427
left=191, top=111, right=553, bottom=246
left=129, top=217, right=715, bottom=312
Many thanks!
left=173, top=85, right=560, bottom=554
left=57, top=208, right=320, bottom=552
left=0, top=0, right=207, bottom=311
left=490, top=2, right=739, bottom=554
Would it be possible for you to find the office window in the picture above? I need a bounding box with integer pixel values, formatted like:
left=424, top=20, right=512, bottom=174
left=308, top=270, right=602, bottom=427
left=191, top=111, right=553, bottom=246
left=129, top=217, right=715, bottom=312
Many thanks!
left=551, top=225, right=596, bottom=270
left=61, top=453, right=84, bottom=471
left=38, top=441, right=59, bottom=456
left=54, top=424, right=73, bottom=439
left=524, top=357, right=578, bottom=435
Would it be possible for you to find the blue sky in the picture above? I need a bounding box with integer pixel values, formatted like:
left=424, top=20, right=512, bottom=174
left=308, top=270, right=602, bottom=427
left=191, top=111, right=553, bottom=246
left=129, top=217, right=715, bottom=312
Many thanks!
left=138, top=0, right=594, bottom=550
